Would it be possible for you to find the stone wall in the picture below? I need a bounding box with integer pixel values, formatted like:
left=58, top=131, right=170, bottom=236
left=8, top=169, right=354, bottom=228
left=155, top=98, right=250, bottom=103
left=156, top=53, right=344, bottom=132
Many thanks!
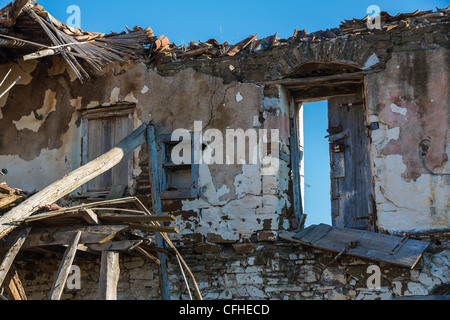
left=14, top=234, right=450, bottom=300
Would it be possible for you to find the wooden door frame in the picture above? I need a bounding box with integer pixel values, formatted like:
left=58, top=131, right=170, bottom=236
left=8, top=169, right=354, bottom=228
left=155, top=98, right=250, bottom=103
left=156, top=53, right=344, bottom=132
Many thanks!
left=284, top=72, right=377, bottom=231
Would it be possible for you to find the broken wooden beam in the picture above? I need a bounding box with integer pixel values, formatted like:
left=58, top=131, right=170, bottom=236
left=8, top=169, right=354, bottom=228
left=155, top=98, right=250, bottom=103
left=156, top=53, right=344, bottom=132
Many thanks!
left=23, top=48, right=57, bottom=61
left=48, top=231, right=82, bottom=300
left=0, top=228, right=31, bottom=287
left=4, top=267, right=27, bottom=300
left=0, top=194, right=22, bottom=210
left=0, top=123, right=148, bottom=240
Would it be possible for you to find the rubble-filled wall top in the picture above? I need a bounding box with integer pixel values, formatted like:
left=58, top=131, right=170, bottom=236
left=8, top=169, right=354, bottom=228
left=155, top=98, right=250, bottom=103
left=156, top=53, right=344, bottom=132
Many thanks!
left=0, top=1, right=449, bottom=82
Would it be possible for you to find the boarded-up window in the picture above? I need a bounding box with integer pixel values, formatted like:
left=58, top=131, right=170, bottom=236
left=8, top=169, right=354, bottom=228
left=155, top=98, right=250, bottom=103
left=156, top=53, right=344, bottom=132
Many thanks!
left=158, top=133, right=199, bottom=199
left=81, top=106, right=135, bottom=192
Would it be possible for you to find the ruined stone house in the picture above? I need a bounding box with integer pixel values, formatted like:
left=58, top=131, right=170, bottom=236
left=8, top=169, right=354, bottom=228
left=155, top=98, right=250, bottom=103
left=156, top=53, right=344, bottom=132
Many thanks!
left=0, top=1, right=449, bottom=300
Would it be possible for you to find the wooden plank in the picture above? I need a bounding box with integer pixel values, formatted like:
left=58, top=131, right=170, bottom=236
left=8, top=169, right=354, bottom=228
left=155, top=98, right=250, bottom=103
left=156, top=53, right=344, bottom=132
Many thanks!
left=0, top=228, right=31, bottom=287
left=48, top=231, right=82, bottom=300
left=97, top=213, right=176, bottom=223
left=298, top=223, right=332, bottom=244
left=0, top=225, right=129, bottom=249
left=0, top=123, right=147, bottom=240
left=281, top=224, right=430, bottom=269
left=4, top=267, right=27, bottom=300
left=147, top=123, right=170, bottom=300
left=0, top=194, right=22, bottom=210
left=112, top=116, right=131, bottom=187
left=98, top=250, right=120, bottom=300
left=101, top=118, right=113, bottom=190
left=88, top=118, right=103, bottom=191
left=79, top=209, right=99, bottom=225
left=87, top=240, right=143, bottom=252
left=126, top=223, right=179, bottom=234
left=291, top=224, right=316, bottom=240
left=257, top=71, right=367, bottom=87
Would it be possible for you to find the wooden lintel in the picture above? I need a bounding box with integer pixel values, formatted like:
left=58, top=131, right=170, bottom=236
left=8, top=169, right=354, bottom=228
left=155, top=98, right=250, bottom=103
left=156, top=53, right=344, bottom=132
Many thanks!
left=256, top=71, right=368, bottom=87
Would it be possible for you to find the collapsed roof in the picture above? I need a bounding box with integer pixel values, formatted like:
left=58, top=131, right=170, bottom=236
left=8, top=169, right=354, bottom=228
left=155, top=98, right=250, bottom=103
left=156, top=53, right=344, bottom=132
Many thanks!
left=0, top=1, right=449, bottom=82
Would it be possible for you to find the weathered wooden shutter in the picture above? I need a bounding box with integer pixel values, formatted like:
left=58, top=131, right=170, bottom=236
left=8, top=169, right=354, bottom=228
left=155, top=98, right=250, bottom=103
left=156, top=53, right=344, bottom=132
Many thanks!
left=87, top=115, right=132, bottom=191
left=327, top=95, right=374, bottom=230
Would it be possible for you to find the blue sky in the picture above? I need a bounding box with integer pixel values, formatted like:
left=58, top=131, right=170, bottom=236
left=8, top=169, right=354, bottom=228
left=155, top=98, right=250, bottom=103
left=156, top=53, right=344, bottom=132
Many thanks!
left=2, top=0, right=446, bottom=44
left=2, top=0, right=446, bottom=226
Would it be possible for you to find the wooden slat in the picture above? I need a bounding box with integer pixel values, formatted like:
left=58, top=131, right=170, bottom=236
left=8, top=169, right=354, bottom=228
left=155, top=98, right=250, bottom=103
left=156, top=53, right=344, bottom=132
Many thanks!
left=280, top=224, right=430, bottom=269
left=4, top=267, right=27, bottom=300
left=0, top=225, right=129, bottom=249
left=126, top=223, right=179, bottom=234
left=147, top=123, right=170, bottom=300
left=97, top=213, right=176, bottom=223
left=112, top=116, right=131, bottom=187
left=48, top=231, right=82, bottom=300
left=79, top=209, right=99, bottom=225
left=87, top=240, right=143, bottom=252
left=0, top=228, right=31, bottom=287
left=297, top=223, right=332, bottom=244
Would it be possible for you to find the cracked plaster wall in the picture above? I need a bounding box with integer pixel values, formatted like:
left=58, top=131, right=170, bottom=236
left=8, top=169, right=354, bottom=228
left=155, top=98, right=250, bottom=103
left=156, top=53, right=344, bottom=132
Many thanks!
left=0, top=57, right=292, bottom=242
left=366, top=47, right=450, bottom=234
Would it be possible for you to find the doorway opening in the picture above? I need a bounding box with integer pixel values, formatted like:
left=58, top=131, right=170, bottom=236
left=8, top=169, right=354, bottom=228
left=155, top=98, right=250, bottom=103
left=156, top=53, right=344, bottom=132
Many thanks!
left=301, top=100, right=331, bottom=227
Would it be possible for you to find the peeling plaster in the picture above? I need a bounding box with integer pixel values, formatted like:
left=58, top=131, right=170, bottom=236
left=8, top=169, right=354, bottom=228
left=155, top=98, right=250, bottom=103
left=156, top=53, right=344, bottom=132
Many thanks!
left=141, top=85, right=149, bottom=94
left=13, top=89, right=57, bottom=132
left=389, top=103, right=407, bottom=116
left=234, top=164, right=262, bottom=199
left=110, top=87, right=121, bottom=104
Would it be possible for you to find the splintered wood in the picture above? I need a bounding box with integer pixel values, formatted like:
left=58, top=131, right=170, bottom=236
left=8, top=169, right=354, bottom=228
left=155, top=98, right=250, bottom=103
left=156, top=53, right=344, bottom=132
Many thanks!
left=0, top=195, right=186, bottom=300
left=0, top=182, right=25, bottom=212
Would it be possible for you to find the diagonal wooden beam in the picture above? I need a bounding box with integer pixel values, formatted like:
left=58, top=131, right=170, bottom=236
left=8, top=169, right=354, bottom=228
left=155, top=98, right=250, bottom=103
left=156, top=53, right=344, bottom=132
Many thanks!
left=0, top=123, right=148, bottom=241
left=4, top=267, right=27, bottom=300
left=48, top=231, right=82, bottom=300
left=0, top=228, right=31, bottom=287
